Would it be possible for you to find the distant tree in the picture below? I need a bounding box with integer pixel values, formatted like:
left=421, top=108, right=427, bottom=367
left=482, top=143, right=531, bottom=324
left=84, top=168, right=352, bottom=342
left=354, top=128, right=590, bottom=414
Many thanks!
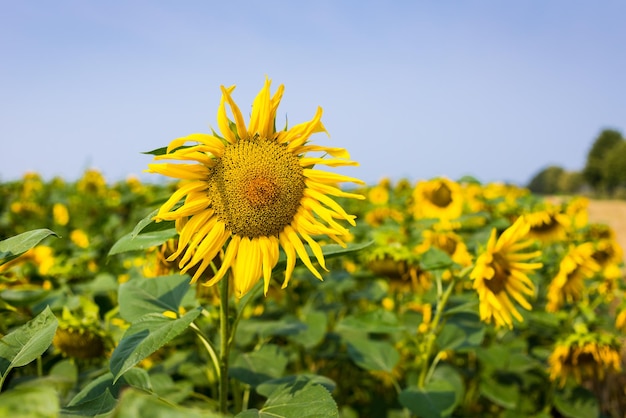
left=557, top=171, right=584, bottom=194
left=527, top=165, right=566, bottom=195
left=582, top=129, right=624, bottom=191
left=604, top=141, right=626, bottom=195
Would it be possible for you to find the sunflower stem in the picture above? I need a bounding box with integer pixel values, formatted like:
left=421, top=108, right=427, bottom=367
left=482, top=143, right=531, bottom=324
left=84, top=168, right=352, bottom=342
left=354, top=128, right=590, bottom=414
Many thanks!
left=190, top=322, right=221, bottom=383
left=417, top=273, right=457, bottom=388
left=219, top=275, right=231, bottom=414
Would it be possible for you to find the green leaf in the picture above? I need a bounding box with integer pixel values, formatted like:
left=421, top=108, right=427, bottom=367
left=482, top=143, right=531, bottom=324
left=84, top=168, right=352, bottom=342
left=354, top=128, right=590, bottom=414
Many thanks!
left=0, top=306, right=58, bottom=380
left=236, top=378, right=338, bottom=418
left=230, top=344, right=288, bottom=387
left=431, top=365, right=465, bottom=412
left=118, top=274, right=193, bottom=322
left=436, top=312, right=485, bottom=351
left=63, top=388, right=117, bottom=416
left=0, top=384, right=60, bottom=418
left=235, top=318, right=307, bottom=346
left=419, top=247, right=454, bottom=271
left=256, top=374, right=336, bottom=397
left=345, top=336, right=399, bottom=372
left=288, top=311, right=327, bottom=349
left=479, top=376, right=519, bottom=409
left=0, top=229, right=58, bottom=264
left=108, top=228, right=178, bottom=255
left=130, top=207, right=179, bottom=238
left=111, top=387, right=224, bottom=418
left=337, top=309, right=403, bottom=334
left=110, top=308, right=202, bottom=382
left=553, top=386, right=599, bottom=418
left=399, top=379, right=458, bottom=418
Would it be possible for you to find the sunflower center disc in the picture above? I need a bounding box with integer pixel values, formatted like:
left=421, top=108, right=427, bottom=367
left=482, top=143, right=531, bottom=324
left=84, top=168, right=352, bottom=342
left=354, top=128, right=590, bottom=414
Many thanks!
left=207, top=138, right=305, bottom=238
left=485, top=252, right=510, bottom=294
left=430, top=183, right=453, bottom=208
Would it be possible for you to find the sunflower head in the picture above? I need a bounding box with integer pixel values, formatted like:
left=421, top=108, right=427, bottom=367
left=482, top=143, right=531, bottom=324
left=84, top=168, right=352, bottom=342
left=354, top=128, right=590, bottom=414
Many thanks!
left=412, top=178, right=464, bottom=221
left=525, top=206, right=571, bottom=243
left=548, top=331, right=622, bottom=387
left=148, top=78, right=364, bottom=297
left=470, top=216, right=543, bottom=329
left=546, top=242, right=601, bottom=312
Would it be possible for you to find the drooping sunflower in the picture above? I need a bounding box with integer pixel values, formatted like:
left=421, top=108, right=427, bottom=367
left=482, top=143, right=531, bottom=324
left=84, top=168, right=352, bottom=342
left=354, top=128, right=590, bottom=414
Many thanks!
left=470, top=216, right=543, bottom=329
left=148, top=79, right=364, bottom=297
left=525, top=205, right=571, bottom=243
left=412, top=177, right=464, bottom=221
left=546, top=242, right=600, bottom=312
left=548, top=331, right=622, bottom=387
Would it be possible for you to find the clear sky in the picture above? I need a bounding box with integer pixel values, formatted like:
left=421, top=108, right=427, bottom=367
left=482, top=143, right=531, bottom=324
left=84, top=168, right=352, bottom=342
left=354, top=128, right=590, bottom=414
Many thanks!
left=2, top=1, right=625, bottom=186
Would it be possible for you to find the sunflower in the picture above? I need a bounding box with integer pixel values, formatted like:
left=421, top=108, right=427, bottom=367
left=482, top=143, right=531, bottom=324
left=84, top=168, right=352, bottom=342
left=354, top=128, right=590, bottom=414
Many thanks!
left=548, top=331, right=622, bottom=387
left=470, top=216, right=543, bottom=329
left=546, top=242, right=600, bottom=312
left=412, top=177, right=464, bottom=221
left=525, top=205, right=571, bottom=243
left=148, top=79, right=364, bottom=297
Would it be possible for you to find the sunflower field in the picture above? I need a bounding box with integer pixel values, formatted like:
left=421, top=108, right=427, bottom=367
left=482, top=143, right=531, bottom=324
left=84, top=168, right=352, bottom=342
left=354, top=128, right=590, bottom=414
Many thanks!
left=2, top=82, right=626, bottom=418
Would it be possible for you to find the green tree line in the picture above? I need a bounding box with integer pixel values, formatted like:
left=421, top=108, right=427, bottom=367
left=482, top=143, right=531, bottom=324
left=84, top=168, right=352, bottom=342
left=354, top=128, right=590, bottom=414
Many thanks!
left=527, top=128, right=626, bottom=196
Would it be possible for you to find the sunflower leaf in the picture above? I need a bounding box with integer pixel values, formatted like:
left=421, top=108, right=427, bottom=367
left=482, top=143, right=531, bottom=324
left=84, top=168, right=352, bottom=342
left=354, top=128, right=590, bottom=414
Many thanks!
left=108, top=228, right=178, bottom=255
left=0, top=306, right=58, bottom=382
left=0, top=229, right=58, bottom=265
left=399, top=379, right=458, bottom=418
left=110, top=308, right=202, bottom=383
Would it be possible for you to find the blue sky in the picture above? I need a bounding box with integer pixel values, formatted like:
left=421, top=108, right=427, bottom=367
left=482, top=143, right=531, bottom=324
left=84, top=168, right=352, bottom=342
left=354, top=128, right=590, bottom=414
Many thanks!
left=2, top=1, right=625, bottom=186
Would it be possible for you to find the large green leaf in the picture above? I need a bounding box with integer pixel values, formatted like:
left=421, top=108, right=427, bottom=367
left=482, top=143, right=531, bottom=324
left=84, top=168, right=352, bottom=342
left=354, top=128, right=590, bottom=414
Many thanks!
left=111, top=388, right=224, bottom=418
left=256, top=374, right=336, bottom=397
left=0, top=229, right=58, bottom=264
left=336, top=309, right=403, bottom=334
left=479, top=376, right=519, bottom=409
left=236, top=378, right=338, bottom=418
left=436, top=312, right=485, bottom=351
left=235, top=318, right=307, bottom=346
left=399, top=379, right=458, bottom=418
left=0, top=306, right=58, bottom=380
left=0, top=384, right=59, bottom=418
left=110, top=308, right=202, bottom=382
left=345, top=336, right=399, bottom=372
left=288, top=310, right=328, bottom=349
left=118, top=274, right=194, bottom=322
left=108, top=228, right=178, bottom=255
left=230, top=344, right=288, bottom=387
left=553, top=386, right=599, bottom=418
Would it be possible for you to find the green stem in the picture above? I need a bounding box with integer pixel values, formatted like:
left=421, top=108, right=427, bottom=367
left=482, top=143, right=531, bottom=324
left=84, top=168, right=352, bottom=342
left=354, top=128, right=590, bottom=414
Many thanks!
left=417, top=275, right=457, bottom=388
left=219, top=275, right=231, bottom=415
left=190, top=322, right=220, bottom=382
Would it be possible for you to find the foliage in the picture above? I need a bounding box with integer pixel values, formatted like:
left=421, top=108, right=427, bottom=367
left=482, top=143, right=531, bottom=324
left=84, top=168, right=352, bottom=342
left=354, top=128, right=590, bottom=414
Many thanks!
left=583, top=128, right=624, bottom=192
left=1, top=170, right=625, bottom=417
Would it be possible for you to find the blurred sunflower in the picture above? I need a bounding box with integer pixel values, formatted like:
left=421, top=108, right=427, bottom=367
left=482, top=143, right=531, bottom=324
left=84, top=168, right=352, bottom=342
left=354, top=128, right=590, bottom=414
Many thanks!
left=470, top=216, right=543, bottom=329
left=546, top=242, right=600, bottom=312
left=364, top=207, right=404, bottom=227
left=415, top=229, right=473, bottom=269
left=149, top=78, right=364, bottom=297
left=548, top=331, right=622, bottom=387
left=52, top=203, right=69, bottom=226
left=525, top=205, right=570, bottom=243
left=564, top=196, right=589, bottom=229
left=368, top=185, right=389, bottom=205
left=412, top=178, right=463, bottom=221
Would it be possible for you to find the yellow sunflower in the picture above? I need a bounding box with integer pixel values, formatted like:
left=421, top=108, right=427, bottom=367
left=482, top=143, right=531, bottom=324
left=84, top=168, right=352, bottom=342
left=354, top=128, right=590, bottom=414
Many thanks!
left=548, top=331, right=622, bottom=387
left=148, top=78, right=364, bottom=297
left=412, top=177, right=464, bottom=221
left=525, top=205, right=571, bottom=243
left=470, top=216, right=543, bottom=329
left=546, top=243, right=600, bottom=312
